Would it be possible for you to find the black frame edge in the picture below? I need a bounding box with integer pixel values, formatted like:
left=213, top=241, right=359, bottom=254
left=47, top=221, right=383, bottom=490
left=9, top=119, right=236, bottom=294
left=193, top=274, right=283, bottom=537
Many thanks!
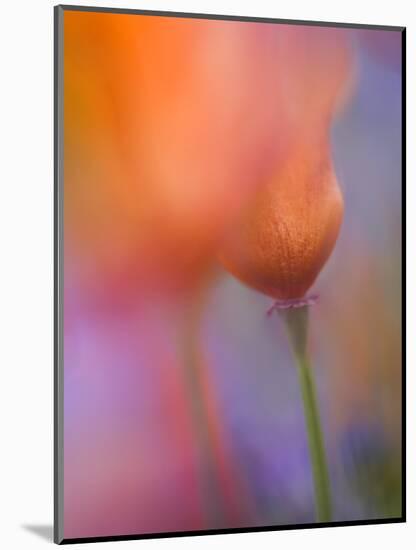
left=56, top=4, right=405, bottom=32
left=401, top=26, right=406, bottom=523
left=59, top=517, right=405, bottom=545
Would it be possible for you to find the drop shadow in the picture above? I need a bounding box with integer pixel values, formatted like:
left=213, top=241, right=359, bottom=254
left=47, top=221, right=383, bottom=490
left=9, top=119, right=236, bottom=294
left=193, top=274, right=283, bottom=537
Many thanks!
left=22, top=524, right=54, bottom=543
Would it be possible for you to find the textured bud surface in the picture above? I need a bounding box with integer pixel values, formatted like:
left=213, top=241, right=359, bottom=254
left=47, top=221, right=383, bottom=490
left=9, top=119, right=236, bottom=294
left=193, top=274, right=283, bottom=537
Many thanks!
left=220, top=137, right=344, bottom=299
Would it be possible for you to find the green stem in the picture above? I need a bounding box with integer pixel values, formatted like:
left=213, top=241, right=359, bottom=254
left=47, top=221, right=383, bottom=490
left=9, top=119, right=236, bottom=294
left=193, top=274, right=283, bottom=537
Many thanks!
left=282, top=307, right=332, bottom=522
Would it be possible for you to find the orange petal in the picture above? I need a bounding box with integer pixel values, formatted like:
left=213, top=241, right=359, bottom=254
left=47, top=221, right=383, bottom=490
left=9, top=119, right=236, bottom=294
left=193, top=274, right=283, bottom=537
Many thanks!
left=63, top=12, right=353, bottom=303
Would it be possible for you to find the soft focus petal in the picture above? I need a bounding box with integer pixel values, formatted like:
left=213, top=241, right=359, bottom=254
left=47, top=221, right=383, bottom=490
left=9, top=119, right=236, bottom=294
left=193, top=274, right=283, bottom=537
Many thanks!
left=64, top=13, right=292, bottom=304
left=64, top=14, right=353, bottom=306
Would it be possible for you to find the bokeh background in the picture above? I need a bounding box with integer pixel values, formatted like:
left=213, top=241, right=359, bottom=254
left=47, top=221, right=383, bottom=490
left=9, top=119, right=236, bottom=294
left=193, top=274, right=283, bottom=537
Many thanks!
left=62, top=11, right=402, bottom=540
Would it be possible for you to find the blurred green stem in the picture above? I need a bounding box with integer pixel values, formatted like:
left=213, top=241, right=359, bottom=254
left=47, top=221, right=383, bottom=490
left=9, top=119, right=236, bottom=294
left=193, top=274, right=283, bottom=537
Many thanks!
left=182, top=298, right=225, bottom=526
left=282, top=306, right=332, bottom=522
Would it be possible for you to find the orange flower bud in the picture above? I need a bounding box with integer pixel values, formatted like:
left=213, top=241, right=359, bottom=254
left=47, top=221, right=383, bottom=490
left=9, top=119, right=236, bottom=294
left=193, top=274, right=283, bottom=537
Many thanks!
left=219, top=135, right=344, bottom=300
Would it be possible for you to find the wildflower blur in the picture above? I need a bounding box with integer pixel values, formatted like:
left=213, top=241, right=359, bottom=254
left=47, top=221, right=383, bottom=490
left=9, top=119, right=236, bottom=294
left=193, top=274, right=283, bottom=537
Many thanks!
left=64, top=12, right=353, bottom=305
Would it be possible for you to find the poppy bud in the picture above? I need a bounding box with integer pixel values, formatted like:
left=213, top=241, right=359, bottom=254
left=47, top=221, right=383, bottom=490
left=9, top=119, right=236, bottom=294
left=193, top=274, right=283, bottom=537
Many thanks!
left=219, top=136, right=344, bottom=300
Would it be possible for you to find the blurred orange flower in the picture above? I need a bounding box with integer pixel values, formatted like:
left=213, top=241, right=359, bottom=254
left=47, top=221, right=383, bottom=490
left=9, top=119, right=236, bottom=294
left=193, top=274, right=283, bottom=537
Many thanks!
left=64, top=12, right=353, bottom=304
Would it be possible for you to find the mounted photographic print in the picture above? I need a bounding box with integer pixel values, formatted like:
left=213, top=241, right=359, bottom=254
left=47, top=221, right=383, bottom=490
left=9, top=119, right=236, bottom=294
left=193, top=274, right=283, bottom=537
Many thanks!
left=54, top=4, right=405, bottom=544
